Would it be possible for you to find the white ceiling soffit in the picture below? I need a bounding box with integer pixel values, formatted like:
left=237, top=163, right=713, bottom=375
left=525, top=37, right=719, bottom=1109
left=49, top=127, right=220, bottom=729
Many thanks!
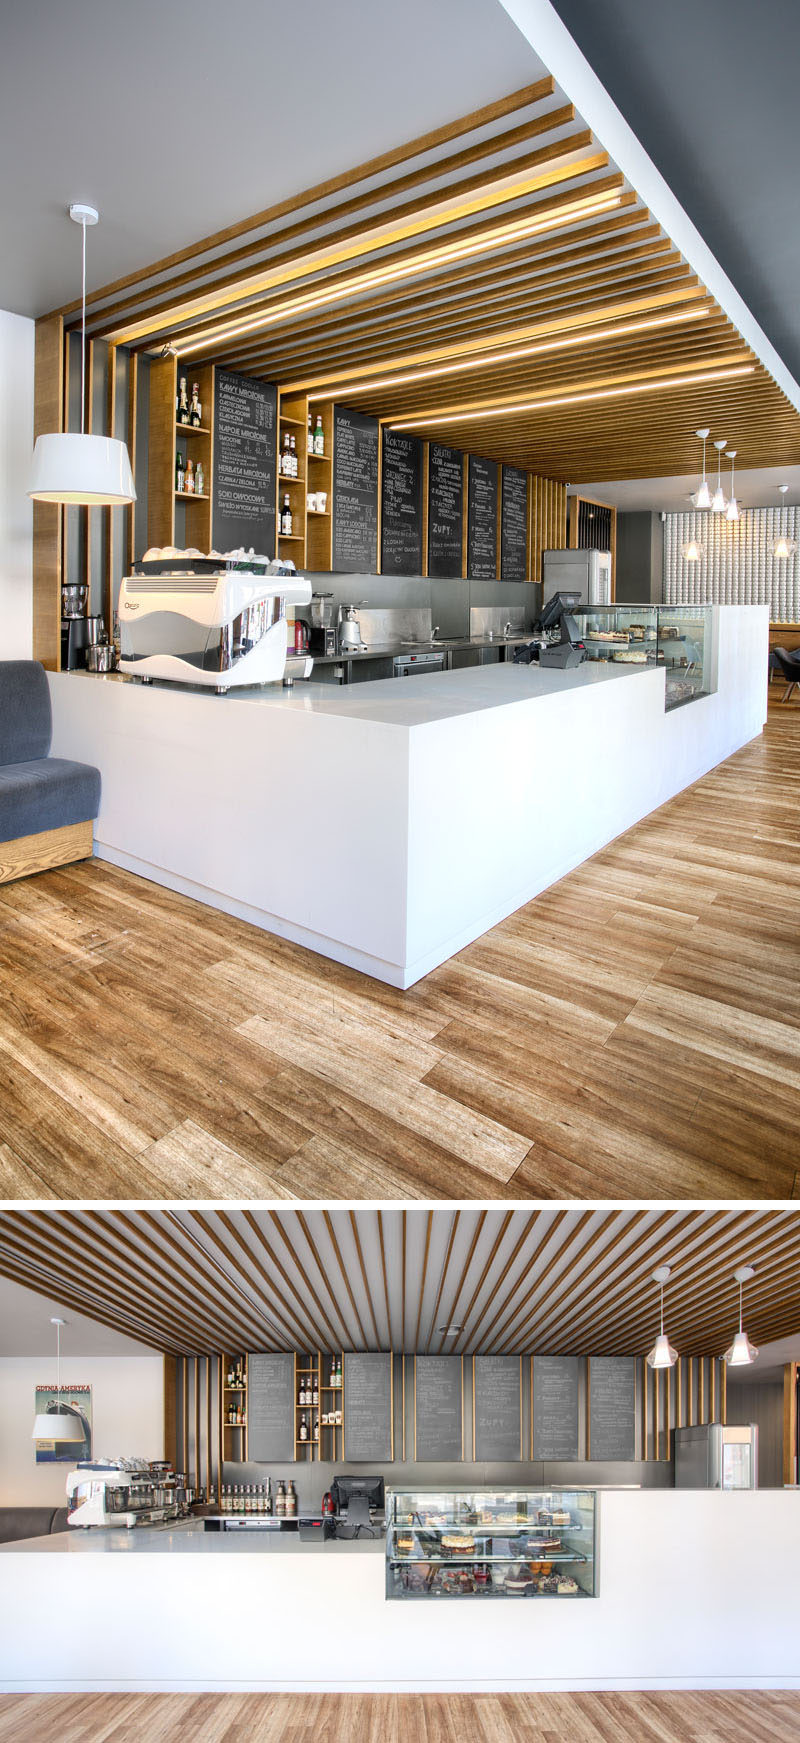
left=570, top=464, right=800, bottom=513
left=499, top=0, right=800, bottom=417
left=0, top=1275, right=158, bottom=1358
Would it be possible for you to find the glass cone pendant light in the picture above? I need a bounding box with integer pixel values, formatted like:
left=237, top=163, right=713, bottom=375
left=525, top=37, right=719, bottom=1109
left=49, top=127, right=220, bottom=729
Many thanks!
left=29, top=206, right=136, bottom=506
left=646, top=1266, right=678, bottom=1369
left=711, top=439, right=727, bottom=512
left=692, top=428, right=712, bottom=510
left=31, top=1317, right=85, bottom=1441
left=772, top=485, right=797, bottom=560
left=681, top=538, right=704, bottom=563
left=724, top=1267, right=759, bottom=1367
left=725, top=451, right=739, bottom=522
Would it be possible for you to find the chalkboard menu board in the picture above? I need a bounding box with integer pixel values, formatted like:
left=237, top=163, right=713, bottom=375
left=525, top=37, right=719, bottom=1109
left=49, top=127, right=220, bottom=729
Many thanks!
left=380, top=430, right=423, bottom=576
left=532, top=1356, right=580, bottom=1460
left=414, top=1356, right=463, bottom=1461
left=427, top=444, right=464, bottom=578
left=473, top=1356, right=522, bottom=1460
left=467, top=456, right=499, bottom=579
left=247, top=1352, right=294, bottom=1462
left=332, top=406, right=379, bottom=572
left=501, top=466, right=529, bottom=581
left=589, top=1356, right=636, bottom=1461
left=344, top=1352, right=393, bottom=1461
left=212, top=370, right=277, bottom=556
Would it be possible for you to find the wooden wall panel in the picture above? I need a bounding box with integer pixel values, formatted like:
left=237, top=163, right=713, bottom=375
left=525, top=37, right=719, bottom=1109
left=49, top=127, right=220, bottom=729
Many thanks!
left=32, top=314, right=64, bottom=669
left=784, top=1363, right=798, bottom=1487
left=642, top=1355, right=723, bottom=1461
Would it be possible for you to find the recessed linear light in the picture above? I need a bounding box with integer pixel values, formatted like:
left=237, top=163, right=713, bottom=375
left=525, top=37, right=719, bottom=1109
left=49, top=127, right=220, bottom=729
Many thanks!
left=307, top=305, right=712, bottom=403
left=387, top=364, right=755, bottom=430
left=175, top=190, right=624, bottom=358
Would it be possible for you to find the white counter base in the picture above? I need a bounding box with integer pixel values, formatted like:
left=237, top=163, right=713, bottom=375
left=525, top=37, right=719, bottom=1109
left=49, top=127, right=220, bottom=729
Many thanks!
left=1, top=1492, right=798, bottom=1693
left=48, top=608, right=768, bottom=989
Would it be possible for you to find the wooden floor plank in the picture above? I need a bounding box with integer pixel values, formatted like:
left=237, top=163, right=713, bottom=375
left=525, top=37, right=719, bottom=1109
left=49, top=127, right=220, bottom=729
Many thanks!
left=0, top=1692, right=799, bottom=1743
left=0, top=702, right=797, bottom=1199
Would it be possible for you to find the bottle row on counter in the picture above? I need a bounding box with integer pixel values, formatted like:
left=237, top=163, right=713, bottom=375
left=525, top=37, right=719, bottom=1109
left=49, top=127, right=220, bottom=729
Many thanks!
left=221, top=1479, right=296, bottom=1516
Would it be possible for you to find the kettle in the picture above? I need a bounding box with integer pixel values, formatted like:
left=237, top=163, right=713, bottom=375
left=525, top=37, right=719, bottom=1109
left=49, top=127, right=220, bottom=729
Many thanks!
left=294, top=618, right=311, bottom=653
left=338, top=602, right=367, bottom=652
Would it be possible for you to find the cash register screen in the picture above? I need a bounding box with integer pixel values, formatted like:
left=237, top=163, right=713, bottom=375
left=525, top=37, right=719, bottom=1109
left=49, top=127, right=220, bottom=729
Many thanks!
left=538, top=589, right=583, bottom=633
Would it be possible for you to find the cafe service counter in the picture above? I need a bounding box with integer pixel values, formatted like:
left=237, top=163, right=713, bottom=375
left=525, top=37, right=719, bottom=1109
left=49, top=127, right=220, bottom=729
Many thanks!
left=1, top=1488, right=798, bottom=1692
left=47, top=605, right=768, bottom=989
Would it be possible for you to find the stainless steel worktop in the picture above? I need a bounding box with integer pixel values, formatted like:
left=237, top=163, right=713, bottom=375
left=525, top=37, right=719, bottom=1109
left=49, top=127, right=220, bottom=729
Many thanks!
left=311, top=633, right=532, bottom=666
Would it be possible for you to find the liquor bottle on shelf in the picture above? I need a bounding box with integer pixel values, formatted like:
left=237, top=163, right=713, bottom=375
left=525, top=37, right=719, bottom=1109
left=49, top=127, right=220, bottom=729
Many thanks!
left=177, top=377, right=190, bottom=424
left=299, top=1413, right=308, bottom=1443
left=290, top=434, right=297, bottom=475
left=281, top=494, right=293, bottom=536
left=282, top=432, right=292, bottom=476
left=176, top=452, right=185, bottom=492
left=190, top=382, right=202, bottom=427
left=195, top=459, right=205, bottom=496
left=307, top=412, right=314, bottom=455
left=312, top=1377, right=319, bottom=1407
left=314, top=414, right=324, bottom=456
left=226, top=1363, right=234, bottom=1387
left=313, top=1416, right=320, bottom=1444
left=287, top=1481, right=297, bottom=1517
left=184, top=459, right=195, bottom=495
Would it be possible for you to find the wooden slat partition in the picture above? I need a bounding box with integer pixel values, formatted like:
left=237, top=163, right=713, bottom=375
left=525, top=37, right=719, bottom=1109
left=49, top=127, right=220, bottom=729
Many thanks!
left=32, top=315, right=65, bottom=668
left=642, top=1355, right=725, bottom=1461
left=784, top=1363, right=798, bottom=1487
left=167, top=1352, right=223, bottom=1495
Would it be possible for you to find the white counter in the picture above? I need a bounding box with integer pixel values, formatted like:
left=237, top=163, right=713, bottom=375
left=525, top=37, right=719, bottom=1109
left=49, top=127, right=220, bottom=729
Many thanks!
left=1, top=1491, right=797, bottom=1692
left=48, top=606, right=768, bottom=988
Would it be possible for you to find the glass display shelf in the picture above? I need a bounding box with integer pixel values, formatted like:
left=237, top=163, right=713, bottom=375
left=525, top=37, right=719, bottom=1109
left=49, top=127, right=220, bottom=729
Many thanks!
left=385, top=1488, right=597, bottom=1601
left=574, top=604, right=713, bottom=711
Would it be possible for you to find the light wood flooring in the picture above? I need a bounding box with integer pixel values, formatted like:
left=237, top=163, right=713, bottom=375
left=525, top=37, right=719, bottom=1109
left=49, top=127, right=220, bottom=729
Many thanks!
left=1, top=1691, right=799, bottom=1743
left=0, top=702, right=798, bottom=1201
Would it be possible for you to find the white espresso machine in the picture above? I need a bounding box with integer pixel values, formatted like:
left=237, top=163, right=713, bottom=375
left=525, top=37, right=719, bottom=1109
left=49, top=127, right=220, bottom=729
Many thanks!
left=118, top=553, right=312, bottom=691
left=66, top=1458, right=181, bottom=1528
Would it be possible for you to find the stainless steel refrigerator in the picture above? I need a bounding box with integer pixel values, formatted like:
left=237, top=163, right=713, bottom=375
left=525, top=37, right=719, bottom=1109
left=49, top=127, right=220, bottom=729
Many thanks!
left=542, top=548, right=613, bottom=608
left=674, top=1423, right=758, bottom=1489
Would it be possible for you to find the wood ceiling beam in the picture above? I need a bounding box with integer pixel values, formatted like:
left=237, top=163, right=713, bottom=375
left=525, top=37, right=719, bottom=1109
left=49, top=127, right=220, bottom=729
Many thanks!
left=179, top=1210, right=334, bottom=1353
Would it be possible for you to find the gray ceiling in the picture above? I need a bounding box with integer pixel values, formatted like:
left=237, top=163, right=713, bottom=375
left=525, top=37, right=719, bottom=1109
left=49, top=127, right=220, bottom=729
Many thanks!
left=0, top=0, right=542, bottom=316
left=549, top=0, right=800, bottom=384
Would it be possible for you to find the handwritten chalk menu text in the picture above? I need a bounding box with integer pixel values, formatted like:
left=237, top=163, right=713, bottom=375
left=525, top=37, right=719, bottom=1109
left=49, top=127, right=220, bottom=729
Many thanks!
left=501, top=466, right=529, bottom=580
left=380, top=430, right=423, bottom=576
left=247, top=1353, right=294, bottom=1462
left=414, top=1356, right=463, bottom=1461
left=589, top=1356, right=637, bottom=1461
left=467, top=456, right=499, bottom=578
left=212, top=370, right=277, bottom=556
left=344, top=1352, right=393, bottom=1461
left=473, top=1355, right=522, bottom=1460
left=332, top=406, right=379, bottom=572
left=532, top=1356, right=580, bottom=1460
left=428, top=444, right=464, bottom=577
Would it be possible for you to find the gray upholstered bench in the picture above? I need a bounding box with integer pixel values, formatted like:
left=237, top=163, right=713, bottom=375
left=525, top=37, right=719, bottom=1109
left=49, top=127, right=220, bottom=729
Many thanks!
left=0, top=660, right=101, bottom=883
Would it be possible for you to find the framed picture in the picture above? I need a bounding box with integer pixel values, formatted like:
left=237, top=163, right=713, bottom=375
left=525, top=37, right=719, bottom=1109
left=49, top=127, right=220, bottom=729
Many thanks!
left=34, top=1383, right=92, bottom=1463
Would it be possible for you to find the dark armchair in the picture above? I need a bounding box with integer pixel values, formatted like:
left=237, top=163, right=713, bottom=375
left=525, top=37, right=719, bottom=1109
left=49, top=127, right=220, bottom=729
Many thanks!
left=771, top=646, right=800, bottom=703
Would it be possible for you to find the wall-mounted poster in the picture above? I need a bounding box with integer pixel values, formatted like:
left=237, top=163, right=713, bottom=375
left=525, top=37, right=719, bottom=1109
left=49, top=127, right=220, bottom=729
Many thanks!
left=33, top=1383, right=92, bottom=1463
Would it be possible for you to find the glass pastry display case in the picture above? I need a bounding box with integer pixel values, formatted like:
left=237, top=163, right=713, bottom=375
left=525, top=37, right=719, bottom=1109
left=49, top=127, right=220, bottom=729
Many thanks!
left=575, top=603, right=713, bottom=711
left=385, top=1488, right=597, bottom=1600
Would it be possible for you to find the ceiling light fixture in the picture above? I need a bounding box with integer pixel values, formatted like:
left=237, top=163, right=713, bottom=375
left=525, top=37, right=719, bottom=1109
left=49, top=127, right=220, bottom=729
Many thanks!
left=681, top=538, right=704, bottom=563
left=31, top=1317, right=85, bottom=1442
left=646, top=1266, right=679, bottom=1370
left=29, top=206, right=136, bottom=506
left=711, top=438, right=728, bottom=512
left=724, top=1267, right=759, bottom=1367
left=772, top=484, right=797, bottom=559
left=306, top=305, right=711, bottom=403
left=175, top=190, right=624, bottom=357
left=437, top=1325, right=462, bottom=1337
left=692, top=428, right=712, bottom=510
left=725, top=450, right=739, bottom=522
left=387, top=364, right=754, bottom=431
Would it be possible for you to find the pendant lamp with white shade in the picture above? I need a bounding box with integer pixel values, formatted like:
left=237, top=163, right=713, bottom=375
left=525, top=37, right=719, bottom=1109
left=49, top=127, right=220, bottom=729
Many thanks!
left=725, top=450, right=739, bottom=522
left=646, top=1265, right=679, bottom=1369
left=710, top=439, right=727, bottom=513
left=723, top=1266, right=759, bottom=1367
left=691, top=428, right=712, bottom=510
left=772, top=485, right=797, bottom=561
left=31, top=1317, right=85, bottom=1441
left=29, top=206, right=136, bottom=507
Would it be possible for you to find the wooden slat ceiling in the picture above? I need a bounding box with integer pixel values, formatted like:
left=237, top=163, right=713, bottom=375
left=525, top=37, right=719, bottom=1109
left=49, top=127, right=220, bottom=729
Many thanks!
left=49, top=78, right=800, bottom=481
left=1, top=1209, right=797, bottom=1361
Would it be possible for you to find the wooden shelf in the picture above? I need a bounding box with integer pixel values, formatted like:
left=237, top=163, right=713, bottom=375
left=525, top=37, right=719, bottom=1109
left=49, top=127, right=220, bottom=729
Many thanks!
left=307, top=510, right=330, bottom=519
left=175, top=424, right=211, bottom=435
left=278, top=473, right=306, bottom=486
left=175, top=490, right=210, bottom=500
left=279, top=415, right=305, bottom=428
left=278, top=533, right=304, bottom=541
left=307, top=451, right=330, bottom=463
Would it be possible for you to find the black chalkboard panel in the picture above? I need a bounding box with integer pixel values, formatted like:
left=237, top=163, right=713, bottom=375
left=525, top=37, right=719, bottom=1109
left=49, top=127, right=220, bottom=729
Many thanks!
left=380, top=430, right=423, bottom=576
left=589, top=1356, right=636, bottom=1461
left=332, top=406, right=379, bottom=573
left=414, top=1356, right=462, bottom=1461
left=501, top=466, right=529, bottom=581
left=247, top=1352, right=294, bottom=1462
left=467, top=456, right=499, bottom=579
left=473, top=1355, right=522, bottom=1460
left=532, top=1356, right=580, bottom=1460
left=212, top=370, right=277, bottom=556
left=344, top=1352, right=393, bottom=1461
left=427, top=444, right=464, bottom=578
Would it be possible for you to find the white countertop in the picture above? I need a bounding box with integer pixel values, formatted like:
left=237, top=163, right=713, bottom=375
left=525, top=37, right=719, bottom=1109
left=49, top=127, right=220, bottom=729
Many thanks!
left=2, top=1519, right=384, bottom=1554
left=70, top=657, right=651, bottom=728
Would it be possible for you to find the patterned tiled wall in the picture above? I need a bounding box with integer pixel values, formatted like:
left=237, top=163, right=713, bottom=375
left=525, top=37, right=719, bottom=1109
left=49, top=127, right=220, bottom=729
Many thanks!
left=664, top=508, right=800, bottom=620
